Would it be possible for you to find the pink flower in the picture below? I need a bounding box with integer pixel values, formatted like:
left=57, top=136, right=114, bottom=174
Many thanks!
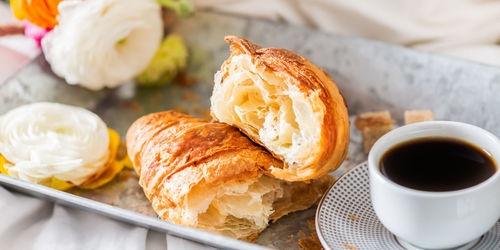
left=23, top=20, right=51, bottom=47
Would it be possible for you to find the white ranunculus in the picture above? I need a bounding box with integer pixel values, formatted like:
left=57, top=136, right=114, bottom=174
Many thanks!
left=0, top=103, right=110, bottom=185
left=42, top=0, right=163, bottom=90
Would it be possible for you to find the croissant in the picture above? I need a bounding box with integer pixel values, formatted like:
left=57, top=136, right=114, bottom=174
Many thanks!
left=210, top=36, right=350, bottom=181
left=126, top=111, right=334, bottom=241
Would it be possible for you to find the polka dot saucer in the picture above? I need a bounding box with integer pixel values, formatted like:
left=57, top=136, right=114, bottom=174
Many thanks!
left=316, top=162, right=500, bottom=250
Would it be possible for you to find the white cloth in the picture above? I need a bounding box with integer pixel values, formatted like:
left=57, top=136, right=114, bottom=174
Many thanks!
left=0, top=186, right=215, bottom=250
left=194, top=0, right=500, bottom=66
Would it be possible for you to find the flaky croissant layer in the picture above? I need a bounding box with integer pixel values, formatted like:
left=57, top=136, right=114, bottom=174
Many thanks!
left=211, top=36, right=350, bottom=181
left=126, top=111, right=334, bottom=241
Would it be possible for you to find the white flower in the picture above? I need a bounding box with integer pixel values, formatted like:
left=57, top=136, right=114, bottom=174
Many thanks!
left=0, top=103, right=110, bottom=185
left=42, top=0, right=163, bottom=90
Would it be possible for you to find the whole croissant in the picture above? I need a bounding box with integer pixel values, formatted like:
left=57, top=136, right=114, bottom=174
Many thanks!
left=126, top=111, right=334, bottom=241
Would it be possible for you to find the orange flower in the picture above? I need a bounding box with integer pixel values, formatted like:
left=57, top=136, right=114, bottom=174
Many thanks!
left=10, top=0, right=63, bottom=29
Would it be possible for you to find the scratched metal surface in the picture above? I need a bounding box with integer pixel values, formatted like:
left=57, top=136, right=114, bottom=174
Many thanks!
left=1, top=11, right=500, bottom=249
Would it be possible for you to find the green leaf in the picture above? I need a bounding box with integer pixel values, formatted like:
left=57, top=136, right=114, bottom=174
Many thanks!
left=157, top=0, right=193, bottom=18
left=136, top=34, right=188, bottom=86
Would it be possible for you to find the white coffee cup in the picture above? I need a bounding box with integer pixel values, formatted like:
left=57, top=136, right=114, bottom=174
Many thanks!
left=368, top=121, right=500, bottom=249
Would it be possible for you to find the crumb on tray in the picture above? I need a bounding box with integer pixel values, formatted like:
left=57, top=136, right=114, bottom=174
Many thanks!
left=182, top=92, right=200, bottom=102
left=307, top=219, right=316, bottom=230
left=297, top=219, right=325, bottom=250
left=342, top=162, right=351, bottom=169
left=176, top=72, right=196, bottom=87
left=124, top=101, right=144, bottom=112
left=298, top=231, right=324, bottom=250
left=150, top=92, right=163, bottom=106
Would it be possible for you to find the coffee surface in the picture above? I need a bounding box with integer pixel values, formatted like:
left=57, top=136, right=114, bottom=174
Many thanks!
left=380, top=137, right=496, bottom=192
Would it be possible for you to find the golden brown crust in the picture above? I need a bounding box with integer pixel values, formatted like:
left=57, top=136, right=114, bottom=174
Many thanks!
left=217, top=36, right=350, bottom=181
left=126, top=111, right=283, bottom=225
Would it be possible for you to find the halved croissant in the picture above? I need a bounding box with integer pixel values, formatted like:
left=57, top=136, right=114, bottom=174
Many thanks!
left=211, top=36, right=350, bottom=181
left=126, top=111, right=334, bottom=241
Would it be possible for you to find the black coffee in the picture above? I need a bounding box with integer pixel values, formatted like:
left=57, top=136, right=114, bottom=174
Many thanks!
left=380, top=137, right=496, bottom=192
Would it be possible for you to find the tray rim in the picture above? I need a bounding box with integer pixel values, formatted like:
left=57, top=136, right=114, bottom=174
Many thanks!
left=0, top=174, right=269, bottom=250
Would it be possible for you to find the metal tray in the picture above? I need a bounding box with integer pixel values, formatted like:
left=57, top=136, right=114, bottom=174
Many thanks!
left=1, top=11, right=500, bottom=249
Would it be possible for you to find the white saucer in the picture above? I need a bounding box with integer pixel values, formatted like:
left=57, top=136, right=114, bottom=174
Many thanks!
left=316, top=162, right=500, bottom=250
